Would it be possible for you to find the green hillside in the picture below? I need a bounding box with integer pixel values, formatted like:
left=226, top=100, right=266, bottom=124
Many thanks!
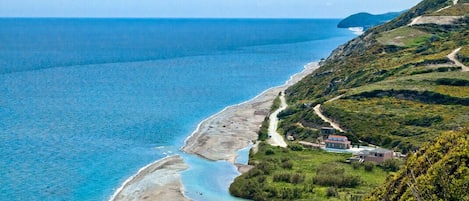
left=337, top=11, right=404, bottom=29
left=283, top=0, right=468, bottom=153
left=231, top=0, right=468, bottom=200
left=364, top=129, right=469, bottom=201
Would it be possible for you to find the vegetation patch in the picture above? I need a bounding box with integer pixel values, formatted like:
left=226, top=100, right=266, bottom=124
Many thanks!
left=349, top=89, right=469, bottom=105
left=321, top=97, right=469, bottom=152
left=431, top=3, right=469, bottom=16
left=457, top=45, right=469, bottom=66
left=364, top=129, right=469, bottom=201
left=377, top=27, right=432, bottom=47
left=230, top=143, right=390, bottom=201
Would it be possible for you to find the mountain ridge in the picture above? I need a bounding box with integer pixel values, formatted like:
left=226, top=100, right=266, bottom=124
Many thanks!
left=337, top=11, right=404, bottom=30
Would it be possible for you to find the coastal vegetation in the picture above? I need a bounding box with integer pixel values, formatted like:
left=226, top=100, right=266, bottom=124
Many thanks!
left=230, top=143, right=390, bottom=201
left=231, top=0, right=468, bottom=200
left=282, top=0, right=468, bottom=152
left=364, top=129, right=469, bottom=201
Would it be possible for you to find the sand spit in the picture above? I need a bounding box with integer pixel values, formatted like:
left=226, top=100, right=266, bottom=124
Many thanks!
left=182, top=62, right=319, bottom=163
left=110, top=155, right=190, bottom=201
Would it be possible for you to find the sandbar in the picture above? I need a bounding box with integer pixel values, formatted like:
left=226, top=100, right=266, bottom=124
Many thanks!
left=110, top=155, right=190, bottom=201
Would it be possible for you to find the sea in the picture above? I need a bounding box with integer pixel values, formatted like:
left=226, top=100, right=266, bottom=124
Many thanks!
left=0, top=18, right=355, bottom=201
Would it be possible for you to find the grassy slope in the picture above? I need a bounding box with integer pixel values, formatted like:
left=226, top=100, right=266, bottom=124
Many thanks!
left=230, top=143, right=389, bottom=201
left=282, top=0, right=468, bottom=153
left=363, top=129, right=469, bottom=201
left=230, top=0, right=468, bottom=200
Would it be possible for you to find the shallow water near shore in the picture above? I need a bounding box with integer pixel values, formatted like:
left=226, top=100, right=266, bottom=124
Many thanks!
left=0, top=18, right=354, bottom=200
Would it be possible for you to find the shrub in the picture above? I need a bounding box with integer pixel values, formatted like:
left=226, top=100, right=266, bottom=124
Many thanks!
left=265, top=149, right=275, bottom=155
left=314, top=164, right=361, bottom=187
left=326, top=187, right=339, bottom=197
left=289, top=143, right=304, bottom=151
left=351, top=161, right=361, bottom=169
left=290, top=173, right=306, bottom=184
left=381, top=159, right=401, bottom=172
left=364, top=162, right=375, bottom=172
left=281, top=161, right=293, bottom=169
left=257, top=161, right=276, bottom=175
left=257, top=118, right=269, bottom=141
left=273, top=172, right=291, bottom=183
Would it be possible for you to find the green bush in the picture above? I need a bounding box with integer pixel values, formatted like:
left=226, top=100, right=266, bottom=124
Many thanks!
left=326, top=187, right=339, bottom=197
left=351, top=161, right=361, bottom=169
left=364, top=162, right=375, bottom=172
left=289, top=143, right=304, bottom=151
left=257, top=117, right=269, bottom=141
left=265, top=149, right=275, bottom=155
left=313, top=164, right=362, bottom=187
left=381, top=159, right=401, bottom=172
left=281, top=161, right=293, bottom=169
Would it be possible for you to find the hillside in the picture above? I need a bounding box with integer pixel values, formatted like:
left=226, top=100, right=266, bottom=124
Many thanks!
left=364, top=129, right=469, bottom=201
left=230, top=0, right=468, bottom=200
left=337, top=12, right=403, bottom=30
left=283, top=0, right=468, bottom=153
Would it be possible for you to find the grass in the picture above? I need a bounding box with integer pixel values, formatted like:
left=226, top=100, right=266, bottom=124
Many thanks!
left=377, top=27, right=432, bottom=47
left=430, top=4, right=469, bottom=16
left=347, top=72, right=469, bottom=98
left=230, top=143, right=390, bottom=200
left=322, top=97, right=469, bottom=152
left=457, top=45, right=469, bottom=66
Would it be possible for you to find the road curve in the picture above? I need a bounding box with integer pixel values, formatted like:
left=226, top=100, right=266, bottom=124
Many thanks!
left=267, top=92, right=288, bottom=148
left=313, top=104, right=345, bottom=133
left=447, top=47, right=469, bottom=72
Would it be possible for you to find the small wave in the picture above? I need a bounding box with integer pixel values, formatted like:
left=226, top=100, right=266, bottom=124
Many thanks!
left=348, top=27, right=364, bottom=35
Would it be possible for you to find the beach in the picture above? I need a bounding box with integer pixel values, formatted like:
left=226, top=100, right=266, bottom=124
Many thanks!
left=109, top=62, right=320, bottom=201
left=109, top=155, right=189, bottom=201
left=182, top=62, right=319, bottom=163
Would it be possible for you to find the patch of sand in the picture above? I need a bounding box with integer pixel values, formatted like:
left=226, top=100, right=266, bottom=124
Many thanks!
left=409, top=16, right=464, bottom=26
left=110, top=155, right=190, bottom=201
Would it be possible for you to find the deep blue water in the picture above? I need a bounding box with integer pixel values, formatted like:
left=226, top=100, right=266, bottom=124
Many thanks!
left=0, top=18, right=354, bottom=201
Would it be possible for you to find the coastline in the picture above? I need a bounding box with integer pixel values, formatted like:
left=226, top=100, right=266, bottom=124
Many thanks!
left=110, top=62, right=320, bottom=201
left=109, top=155, right=189, bottom=201
left=181, top=62, right=320, bottom=163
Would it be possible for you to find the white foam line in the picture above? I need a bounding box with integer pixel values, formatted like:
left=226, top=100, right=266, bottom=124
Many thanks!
left=108, top=155, right=175, bottom=201
left=181, top=61, right=320, bottom=149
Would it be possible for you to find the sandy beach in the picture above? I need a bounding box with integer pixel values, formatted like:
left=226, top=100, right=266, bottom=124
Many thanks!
left=110, top=155, right=190, bottom=201
left=110, top=62, right=320, bottom=201
left=182, top=62, right=319, bottom=163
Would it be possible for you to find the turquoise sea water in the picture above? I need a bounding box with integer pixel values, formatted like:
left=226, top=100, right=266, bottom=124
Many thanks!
left=0, top=18, right=354, bottom=201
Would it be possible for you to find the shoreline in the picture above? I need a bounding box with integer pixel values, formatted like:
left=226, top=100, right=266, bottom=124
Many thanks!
left=109, top=155, right=189, bottom=201
left=110, top=61, right=320, bottom=201
left=181, top=62, right=320, bottom=163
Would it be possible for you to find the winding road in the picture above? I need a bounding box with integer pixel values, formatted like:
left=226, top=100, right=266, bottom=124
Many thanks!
left=448, top=47, right=469, bottom=72
left=313, top=104, right=345, bottom=133
left=267, top=92, right=288, bottom=148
